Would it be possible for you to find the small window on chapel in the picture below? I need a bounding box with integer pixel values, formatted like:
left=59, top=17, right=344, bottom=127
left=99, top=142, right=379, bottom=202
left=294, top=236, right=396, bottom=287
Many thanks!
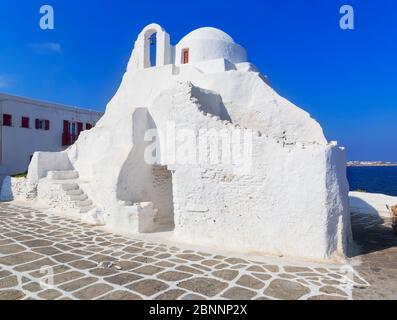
left=182, top=48, right=189, bottom=64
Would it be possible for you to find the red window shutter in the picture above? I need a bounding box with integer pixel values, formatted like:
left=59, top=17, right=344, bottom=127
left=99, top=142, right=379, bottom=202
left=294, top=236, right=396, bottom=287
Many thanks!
left=77, top=122, right=83, bottom=135
left=183, top=48, right=189, bottom=64
left=3, top=114, right=12, bottom=126
left=21, top=117, right=29, bottom=128
left=45, top=120, right=50, bottom=130
left=62, top=133, right=69, bottom=146
left=35, top=119, right=40, bottom=129
left=86, top=123, right=92, bottom=130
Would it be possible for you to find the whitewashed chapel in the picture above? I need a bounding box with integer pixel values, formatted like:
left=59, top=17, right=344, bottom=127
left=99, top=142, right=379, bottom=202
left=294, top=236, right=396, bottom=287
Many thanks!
left=2, top=24, right=352, bottom=260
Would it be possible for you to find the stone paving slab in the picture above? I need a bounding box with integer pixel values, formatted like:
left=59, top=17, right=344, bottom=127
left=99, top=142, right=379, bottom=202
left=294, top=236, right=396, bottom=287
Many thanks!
left=350, top=212, right=397, bottom=299
left=0, top=202, right=394, bottom=300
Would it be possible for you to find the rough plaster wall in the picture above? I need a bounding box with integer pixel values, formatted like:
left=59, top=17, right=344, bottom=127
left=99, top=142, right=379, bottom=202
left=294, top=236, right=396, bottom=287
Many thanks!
left=171, top=143, right=348, bottom=260
left=65, top=58, right=327, bottom=216
left=148, top=81, right=349, bottom=260
left=187, top=70, right=327, bottom=144
left=11, top=178, right=28, bottom=200
left=326, top=147, right=352, bottom=256
left=27, top=151, right=73, bottom=185
left=190, top=85, right=231, bottom=122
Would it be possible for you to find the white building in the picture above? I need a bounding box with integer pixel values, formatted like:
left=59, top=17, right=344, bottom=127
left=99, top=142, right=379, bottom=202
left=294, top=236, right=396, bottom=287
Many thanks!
left=3, top=24, right=352, bottom=261
left=0, top=93, right=103, bottom=175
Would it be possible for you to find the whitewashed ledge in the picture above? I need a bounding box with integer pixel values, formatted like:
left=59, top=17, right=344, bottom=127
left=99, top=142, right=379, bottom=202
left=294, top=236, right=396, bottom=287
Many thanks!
left=349, top=191, right=397, bottom=218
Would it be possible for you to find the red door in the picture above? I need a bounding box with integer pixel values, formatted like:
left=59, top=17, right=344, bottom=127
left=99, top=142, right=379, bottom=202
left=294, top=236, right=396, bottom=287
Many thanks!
left=62, top=120, right=70, bottom=146
left=77, top=122, right=83, bottom=136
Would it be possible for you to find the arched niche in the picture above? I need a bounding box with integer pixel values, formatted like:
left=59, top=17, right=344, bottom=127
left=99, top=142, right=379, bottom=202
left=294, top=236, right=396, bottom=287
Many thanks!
left=116, top=108, right=174, bottom=230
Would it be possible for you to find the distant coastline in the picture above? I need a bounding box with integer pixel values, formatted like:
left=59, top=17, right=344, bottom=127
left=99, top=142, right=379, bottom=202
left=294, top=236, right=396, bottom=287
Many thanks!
left=347, top=161, right=397, bottom=167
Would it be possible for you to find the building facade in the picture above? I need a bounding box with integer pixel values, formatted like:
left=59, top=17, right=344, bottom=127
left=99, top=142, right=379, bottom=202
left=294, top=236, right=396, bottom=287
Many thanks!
left=0, top=93, right=103, bottom=175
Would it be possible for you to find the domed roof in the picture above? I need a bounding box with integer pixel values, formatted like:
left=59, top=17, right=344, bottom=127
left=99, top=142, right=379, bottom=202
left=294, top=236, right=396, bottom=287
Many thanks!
left=178, top=27, right=235, bottom=44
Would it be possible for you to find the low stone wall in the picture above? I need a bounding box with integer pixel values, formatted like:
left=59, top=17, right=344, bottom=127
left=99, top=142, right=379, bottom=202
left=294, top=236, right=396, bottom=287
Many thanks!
left=0, top=177, right=35, bottom=202
left=27, top=151, right=73, bottom=185
left=349, top=191, right=397, bottom=218
left=108, top=202, right=158, bottom=234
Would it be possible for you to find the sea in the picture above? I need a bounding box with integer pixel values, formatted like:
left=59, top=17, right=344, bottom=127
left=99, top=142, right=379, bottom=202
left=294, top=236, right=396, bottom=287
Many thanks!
left=347, top=166, right=397, bottom=196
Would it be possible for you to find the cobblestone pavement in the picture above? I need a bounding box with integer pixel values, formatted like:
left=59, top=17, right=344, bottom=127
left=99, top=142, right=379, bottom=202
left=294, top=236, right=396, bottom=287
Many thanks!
left=0, top=202, right=393, bottom=300
left=351, top=212, right=397, bottom=299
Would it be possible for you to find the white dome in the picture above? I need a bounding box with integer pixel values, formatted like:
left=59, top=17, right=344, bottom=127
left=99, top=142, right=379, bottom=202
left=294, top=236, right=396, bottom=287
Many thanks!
left=175, top=27, right=247, bottom=66
left=178, top=27, right=235, bottom=44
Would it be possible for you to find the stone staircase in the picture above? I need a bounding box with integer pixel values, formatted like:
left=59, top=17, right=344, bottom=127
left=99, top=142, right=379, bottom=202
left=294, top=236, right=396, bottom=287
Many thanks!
left=39, top=170, right=171, bottom=230
left=38, top=170, right=96, bottom=215
left=61, top=182, right=95, bottom=214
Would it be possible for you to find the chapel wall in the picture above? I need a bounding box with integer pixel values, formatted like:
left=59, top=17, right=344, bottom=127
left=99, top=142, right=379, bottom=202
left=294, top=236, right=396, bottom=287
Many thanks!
left=171, top=140, right=350, bottom=260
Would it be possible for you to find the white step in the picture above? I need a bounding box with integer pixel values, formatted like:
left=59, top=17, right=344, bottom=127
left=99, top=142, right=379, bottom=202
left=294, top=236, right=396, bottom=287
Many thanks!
left=47, top=170, right=79, bottom=180
left=66, top=189, right=83, bottom=196
left=80, top=205, right=95, bottom=213
left=154, top=216, right=174, bottom=226
left=61, top=183, right=79, bottom=191
left=76, top=199, right=93, bottom=207
left=69, top=194, right=88, bottom=201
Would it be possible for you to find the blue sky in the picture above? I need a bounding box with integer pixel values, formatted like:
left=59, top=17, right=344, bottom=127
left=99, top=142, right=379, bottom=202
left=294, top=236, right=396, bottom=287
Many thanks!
left=0, top=0, right=396, bottom=161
